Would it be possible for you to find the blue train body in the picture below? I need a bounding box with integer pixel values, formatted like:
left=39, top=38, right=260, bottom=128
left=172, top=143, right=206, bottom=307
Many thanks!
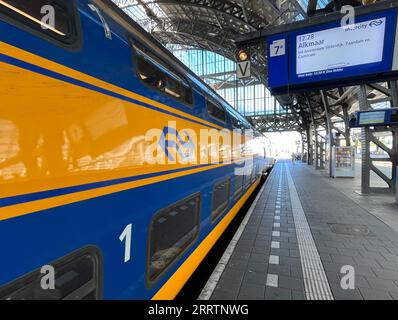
left=0, top=0, right=273, bottom=299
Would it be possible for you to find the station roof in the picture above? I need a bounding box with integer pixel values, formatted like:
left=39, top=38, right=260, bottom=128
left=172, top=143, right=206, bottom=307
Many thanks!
left=113, top=0, right=309, bottom=87
left=113, top=0, right=385, bottom=136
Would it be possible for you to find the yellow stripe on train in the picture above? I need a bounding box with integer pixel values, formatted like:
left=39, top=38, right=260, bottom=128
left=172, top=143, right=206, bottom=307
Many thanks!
left=0, top=162, right=228, bottom=222
left=0, top=41, right=223, bottom=130
left=0, top=49, right=251, bottom=200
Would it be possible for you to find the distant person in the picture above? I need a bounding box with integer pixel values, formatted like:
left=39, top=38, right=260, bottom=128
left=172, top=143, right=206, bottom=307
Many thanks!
left=291, top=152, right=296, bottom=164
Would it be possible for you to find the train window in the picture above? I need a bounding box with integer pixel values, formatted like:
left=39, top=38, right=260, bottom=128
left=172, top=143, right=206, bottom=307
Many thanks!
left=243, top=122, right=253, bottom=136
left=207, top=100, right=226, bottom=123
left=391, top=109, right=398, bottom=122
left=0, top=0, right=78, bottom=44
left=244, top=171, right=252, bottom=188
left=231, top=116, right=243, bottom=130
left=233, top=175, right=244, bottom=200
left=256, top=164, right=262, bottom=178
left=133, top=44, right=193, bottom=106
left=212, top=178, right=230, bottom=222
left=148, top=193, right=201, bottom=284
left=0, top=247, right=102, bottom=300
left=252, top=169, right=257, bottom=182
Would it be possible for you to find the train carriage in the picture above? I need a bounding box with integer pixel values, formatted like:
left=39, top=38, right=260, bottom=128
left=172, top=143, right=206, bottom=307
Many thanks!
left=0, top=0, right=274, bottom=299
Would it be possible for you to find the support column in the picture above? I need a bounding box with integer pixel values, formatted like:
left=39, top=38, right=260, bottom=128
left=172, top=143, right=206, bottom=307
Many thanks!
left=359, top=82, right=398, bottom=194
left=321, top=88, right=353, bottom=177
left=321, top=91, right=334, bottom=176
left=307, top=125, right=314, bottom=165
left=307, top=95, right=325, bottom=169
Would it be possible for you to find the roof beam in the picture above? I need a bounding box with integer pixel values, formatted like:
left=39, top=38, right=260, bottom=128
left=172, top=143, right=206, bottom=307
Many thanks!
left=153, top=0, right=266, bottom=29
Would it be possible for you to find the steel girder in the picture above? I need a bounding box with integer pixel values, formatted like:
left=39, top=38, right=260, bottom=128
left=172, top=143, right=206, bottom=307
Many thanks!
left=301, top=125, right=313, bottom=164
left=358, top=82, right=398, bottom=194
left=320, top=87, right=354, bottom=175
left=301, top=91, right=328, bottom=169
left=300, top=131, right=308, bottom=162
left=296, top=100, right=313, bottom=164
left=113, top=0, right=306, bottom=119
left=249, top=111, right=303, bottom=132
left=153, top=18, right=236, bottom=55
left=114, top=0, right=365, bottom=139
left=113, top=0, right=285, bottom=28
left=280, top=84, right=358, bottom=168
left=154, top=0, right=268, bottom=29
left=321, top=88, right=354, bottom=146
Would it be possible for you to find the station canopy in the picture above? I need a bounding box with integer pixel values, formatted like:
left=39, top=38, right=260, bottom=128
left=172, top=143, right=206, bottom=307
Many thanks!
left=113, top=0, right=310, bottom=87
left=113, top=1, right=391, bottom=136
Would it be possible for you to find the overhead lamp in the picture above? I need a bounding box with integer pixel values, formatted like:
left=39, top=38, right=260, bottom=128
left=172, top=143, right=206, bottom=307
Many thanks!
left=238, top=50, right=249, bottom=62
left=362, top=0, right=377, bottom=5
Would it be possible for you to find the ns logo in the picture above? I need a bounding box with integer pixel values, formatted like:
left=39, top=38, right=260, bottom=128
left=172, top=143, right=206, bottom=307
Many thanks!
left=369, top=20, right=384, bottom=28
left=144, top=122, right=196, bottom=165
left=158, top=126, right=195, bottom=162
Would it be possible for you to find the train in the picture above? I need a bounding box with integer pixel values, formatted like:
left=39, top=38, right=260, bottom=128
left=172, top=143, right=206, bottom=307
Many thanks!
left=0, top=0, right=274, bottom=299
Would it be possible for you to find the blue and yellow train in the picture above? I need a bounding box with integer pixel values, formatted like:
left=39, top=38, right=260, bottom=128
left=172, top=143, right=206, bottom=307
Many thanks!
left=0, top=0, right=274, bottom=299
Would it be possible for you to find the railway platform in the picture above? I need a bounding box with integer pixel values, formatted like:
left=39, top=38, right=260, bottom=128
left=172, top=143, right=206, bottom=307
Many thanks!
left=200, top=160, right=398, bottom=300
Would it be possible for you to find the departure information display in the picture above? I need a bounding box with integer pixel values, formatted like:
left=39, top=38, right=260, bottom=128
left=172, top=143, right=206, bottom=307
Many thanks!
left=296, top=18, right=386, bottom=77
left=267, top=8, right=398, bottom=93
left=358, top=110, right=387, bottom=125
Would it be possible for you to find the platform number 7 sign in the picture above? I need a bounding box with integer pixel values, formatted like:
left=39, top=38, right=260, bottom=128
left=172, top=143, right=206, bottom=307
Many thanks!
left=270, top=39, right=286, bottom=57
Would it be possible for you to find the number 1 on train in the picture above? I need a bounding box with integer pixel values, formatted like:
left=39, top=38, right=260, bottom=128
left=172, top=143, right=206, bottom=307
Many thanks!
left=119, top=224, right=132, bottom=263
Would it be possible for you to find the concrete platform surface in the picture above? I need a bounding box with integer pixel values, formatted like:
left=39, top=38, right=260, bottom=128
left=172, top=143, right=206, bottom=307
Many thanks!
left=201, top=160, right=398, bottom=300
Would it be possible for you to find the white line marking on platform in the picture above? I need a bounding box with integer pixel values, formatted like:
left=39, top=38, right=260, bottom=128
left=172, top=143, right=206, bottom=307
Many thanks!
left=272, top=231, right=280, bottom=237
left=275, top=216, right=280, bottom=220
left=284, top=163, right=334, bottom=300
left=269, top=255, right=280, bottom=265
left=271, top=241, right=280, bottom=249
left=273, top=222, right=280, bottom=228
left=266, top=274, right=278, bottom=287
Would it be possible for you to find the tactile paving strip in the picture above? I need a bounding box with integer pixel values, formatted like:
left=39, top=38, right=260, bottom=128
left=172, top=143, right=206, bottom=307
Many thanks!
left=285, top=163, right=334, bottom=300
